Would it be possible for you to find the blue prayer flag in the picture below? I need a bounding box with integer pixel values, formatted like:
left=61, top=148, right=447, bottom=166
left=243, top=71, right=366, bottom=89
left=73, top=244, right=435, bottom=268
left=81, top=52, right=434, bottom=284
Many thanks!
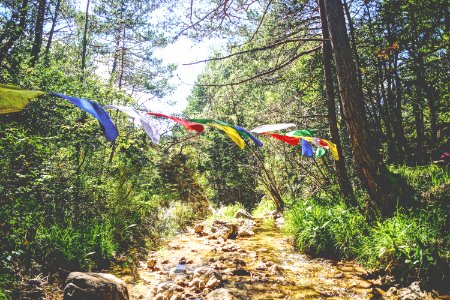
left=234, top=125, right=263, bottom=147
left=302, top=139, right=314, bottom=157
left=49, top=92, right=119, bottom=142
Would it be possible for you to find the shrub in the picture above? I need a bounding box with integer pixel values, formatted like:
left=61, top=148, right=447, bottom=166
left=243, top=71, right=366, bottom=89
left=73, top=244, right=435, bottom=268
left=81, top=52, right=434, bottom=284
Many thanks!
left=284, top=198, right=367, bottom=258
left=359, top=208, right=449, bottom=287
left=34, top=222, right=117, bottom=272
left=252, top=197, right=276, bottom=218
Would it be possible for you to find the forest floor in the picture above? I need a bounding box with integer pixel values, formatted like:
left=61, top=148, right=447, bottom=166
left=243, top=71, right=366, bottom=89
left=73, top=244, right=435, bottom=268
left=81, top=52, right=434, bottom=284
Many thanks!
left=115, top=216, right=444, bottom=300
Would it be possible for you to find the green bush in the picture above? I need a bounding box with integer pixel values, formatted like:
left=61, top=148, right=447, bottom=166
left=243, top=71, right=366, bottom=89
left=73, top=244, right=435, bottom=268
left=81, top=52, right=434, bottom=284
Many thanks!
left=210, top=203, right=245, bottom=222
left=35, top=222, right=117, bottom=271
left=284, top=198, right=367, bottom=258
left=360, top=208, right=449, bottom=286
left=252, top=197, right=276, bottom=218
left=390, top=164, right=450, bottom=193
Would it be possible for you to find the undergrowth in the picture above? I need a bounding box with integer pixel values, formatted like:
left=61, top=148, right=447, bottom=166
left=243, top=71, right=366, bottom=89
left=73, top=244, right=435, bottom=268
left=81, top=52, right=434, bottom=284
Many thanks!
left=284, top=164, right=449, bottom=290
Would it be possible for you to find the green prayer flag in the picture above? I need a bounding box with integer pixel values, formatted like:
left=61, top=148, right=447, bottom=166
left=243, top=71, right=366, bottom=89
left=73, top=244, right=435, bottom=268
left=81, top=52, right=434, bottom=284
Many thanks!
left=316, top=147, right=326, bottom=158
left=0, top=84, right=45, bottom=114
left=289, top=129, right=314, bottom=137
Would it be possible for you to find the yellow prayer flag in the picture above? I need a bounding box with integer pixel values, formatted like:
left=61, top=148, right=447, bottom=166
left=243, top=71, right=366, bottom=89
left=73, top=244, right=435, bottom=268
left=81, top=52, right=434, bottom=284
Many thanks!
left=320, top=138, right=339, bottom=160
left=0, top=84, right=45, bottom=114
left=209, top=123, right=245, bottom=149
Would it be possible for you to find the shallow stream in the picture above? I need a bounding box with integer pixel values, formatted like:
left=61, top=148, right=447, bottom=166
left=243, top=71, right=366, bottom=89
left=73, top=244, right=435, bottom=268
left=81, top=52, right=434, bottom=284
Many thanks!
left=128, top=219, right=382, bottom=299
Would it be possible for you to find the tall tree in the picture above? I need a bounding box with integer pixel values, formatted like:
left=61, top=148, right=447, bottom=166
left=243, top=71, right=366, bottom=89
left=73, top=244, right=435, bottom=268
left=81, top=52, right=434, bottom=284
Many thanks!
left=318, top=0, right=354, bottom=204
left=323, top=0, right=411, bottom=216
left=30, top=0, right=47, bottom=64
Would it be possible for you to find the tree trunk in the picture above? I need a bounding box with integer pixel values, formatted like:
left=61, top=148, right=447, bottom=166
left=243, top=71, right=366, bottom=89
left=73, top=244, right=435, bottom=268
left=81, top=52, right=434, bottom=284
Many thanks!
left=81, top=0, right=91, bottom=73
left=323, top=0, right=412, bottom=216
left=0, top=0, right=29, bottom=65
left=318, top=0, right=355, bottom=205
left=44, top=0, right=62, bottom=58
left=30, top=0, right=47, bottom=65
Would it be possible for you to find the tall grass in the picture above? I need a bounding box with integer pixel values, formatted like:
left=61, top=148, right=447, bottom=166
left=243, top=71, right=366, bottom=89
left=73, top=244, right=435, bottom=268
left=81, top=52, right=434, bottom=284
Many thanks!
left=285, top=164, right=449, bottom=288
left=35, top=222, right=117, bottom=271
left=284, top=198, right=367, bottom=258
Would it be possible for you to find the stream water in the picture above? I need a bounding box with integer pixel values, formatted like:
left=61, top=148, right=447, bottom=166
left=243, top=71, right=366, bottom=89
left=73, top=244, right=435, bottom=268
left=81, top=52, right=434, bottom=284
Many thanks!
left=127, top=219, right=385, bottom=299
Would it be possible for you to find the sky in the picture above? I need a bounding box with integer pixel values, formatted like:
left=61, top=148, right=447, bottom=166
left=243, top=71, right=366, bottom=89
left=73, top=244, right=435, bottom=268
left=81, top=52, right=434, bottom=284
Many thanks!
left=75, top=0, right=224, bottom=115
left=150, top=37, right=224, bottom=114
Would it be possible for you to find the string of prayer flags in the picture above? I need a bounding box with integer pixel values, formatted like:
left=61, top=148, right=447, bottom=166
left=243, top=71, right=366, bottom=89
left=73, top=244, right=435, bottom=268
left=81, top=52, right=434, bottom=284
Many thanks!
left=0, top=84, right=340, bottom=158
left=49, top=93, right=119, bottom=142
left=0, top=84, right=45, bottom=114
left=250, top=123, right=296, bottom=133
left=189, top=118, right=263, bottom=148
left=147, top=112, right=204, bottom=134
left=105, top=105, right=161, bottom=143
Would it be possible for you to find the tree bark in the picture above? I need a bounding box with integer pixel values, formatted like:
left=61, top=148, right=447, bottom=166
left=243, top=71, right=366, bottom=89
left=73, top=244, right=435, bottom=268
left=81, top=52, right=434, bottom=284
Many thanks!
left=323, top=0, right=412, bottom=216
left=44, top=0, right=62, bottom=58
left=0, top=0, right=29, bottom=65
left=30, top=0, right=47, bottom=65
left=81, top=0, right=91, bottom=73
left=318, top=0, right=355, bottom=205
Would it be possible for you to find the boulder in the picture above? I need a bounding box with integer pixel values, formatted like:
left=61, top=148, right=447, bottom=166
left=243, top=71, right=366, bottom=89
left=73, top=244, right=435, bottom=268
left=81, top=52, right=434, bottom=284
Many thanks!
left=205, top=288, right=236, bottom=300
left=194, top=223, right=204, bottom=234
left=233, top=209, right=253, bottom=220
left=205, top=276, right=221, bottom=289
left=64, top=272, right=129, bottom=300
left=238, top=219, right=255, bottom=233
left=210, top=220, right=238, bottom=240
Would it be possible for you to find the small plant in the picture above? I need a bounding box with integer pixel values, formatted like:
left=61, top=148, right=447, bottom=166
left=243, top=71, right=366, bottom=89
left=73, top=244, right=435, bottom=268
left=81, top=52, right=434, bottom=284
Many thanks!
left=252, top=197, right=276, bottom=218
left=210, top=203, right=245, bottom=222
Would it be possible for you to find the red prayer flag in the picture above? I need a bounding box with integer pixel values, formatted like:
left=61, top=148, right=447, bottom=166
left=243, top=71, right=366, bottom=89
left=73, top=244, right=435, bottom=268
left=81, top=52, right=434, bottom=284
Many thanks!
left=147, top=112, right=205, bottom=133
left=270, top=133, right=300, bottom=146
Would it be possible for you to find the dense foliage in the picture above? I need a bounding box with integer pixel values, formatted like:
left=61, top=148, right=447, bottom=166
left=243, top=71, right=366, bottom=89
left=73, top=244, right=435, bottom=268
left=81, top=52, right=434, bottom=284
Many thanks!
left=0, top=0, right=449, bottom=297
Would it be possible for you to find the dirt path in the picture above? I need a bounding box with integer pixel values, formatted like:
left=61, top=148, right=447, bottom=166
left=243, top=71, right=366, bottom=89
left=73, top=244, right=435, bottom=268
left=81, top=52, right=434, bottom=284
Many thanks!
left=126, top=218, right=384, bottom=299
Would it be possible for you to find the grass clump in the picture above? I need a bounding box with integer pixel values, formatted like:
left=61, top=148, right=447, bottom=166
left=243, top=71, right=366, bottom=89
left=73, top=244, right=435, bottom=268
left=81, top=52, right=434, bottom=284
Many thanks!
left=284, top=198, right=367, bottom=259
left=360, top=208, right=449, bottom=287
left=252, top=197, right=276, bottom=218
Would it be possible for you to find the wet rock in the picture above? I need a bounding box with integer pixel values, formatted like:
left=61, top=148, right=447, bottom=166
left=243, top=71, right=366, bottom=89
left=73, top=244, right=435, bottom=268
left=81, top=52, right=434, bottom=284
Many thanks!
left=232, top=268, right=251, bottom=276
left=210, top=220, right=238, bottom=240
left=233, top=258, right=246, bottom=267
left=233, top=209, right=253, bottom=220
left=169, top=244, right=181, bottom=250
left=169, top=293, right=181, bottom=300
left=64, top=272, right=129, bottom=300
left=264, top=260, right=274, bottom=267
left=205, top=276, right=221, bottom=289
left=205, top=288, right=237, bottom=300
left=189, top=277, right=205, bottom=289
left=194, top=223, right=204, bottom=234
left=238, top=219, right=256, bottom=237
left=255, top=261, right=267, bottom=271
left=275, top=216, right=285, bottom=225
left=221, top=244, right=239, bottom=252
left=385, top=287, right=398, bottom=297
left=398, top=282, right=426, bottom=300
left=268, top=264, right=283, bottom=275
left=193, top=267, right=214, bottom=279
left=153, top=293, right=167, bottom=300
